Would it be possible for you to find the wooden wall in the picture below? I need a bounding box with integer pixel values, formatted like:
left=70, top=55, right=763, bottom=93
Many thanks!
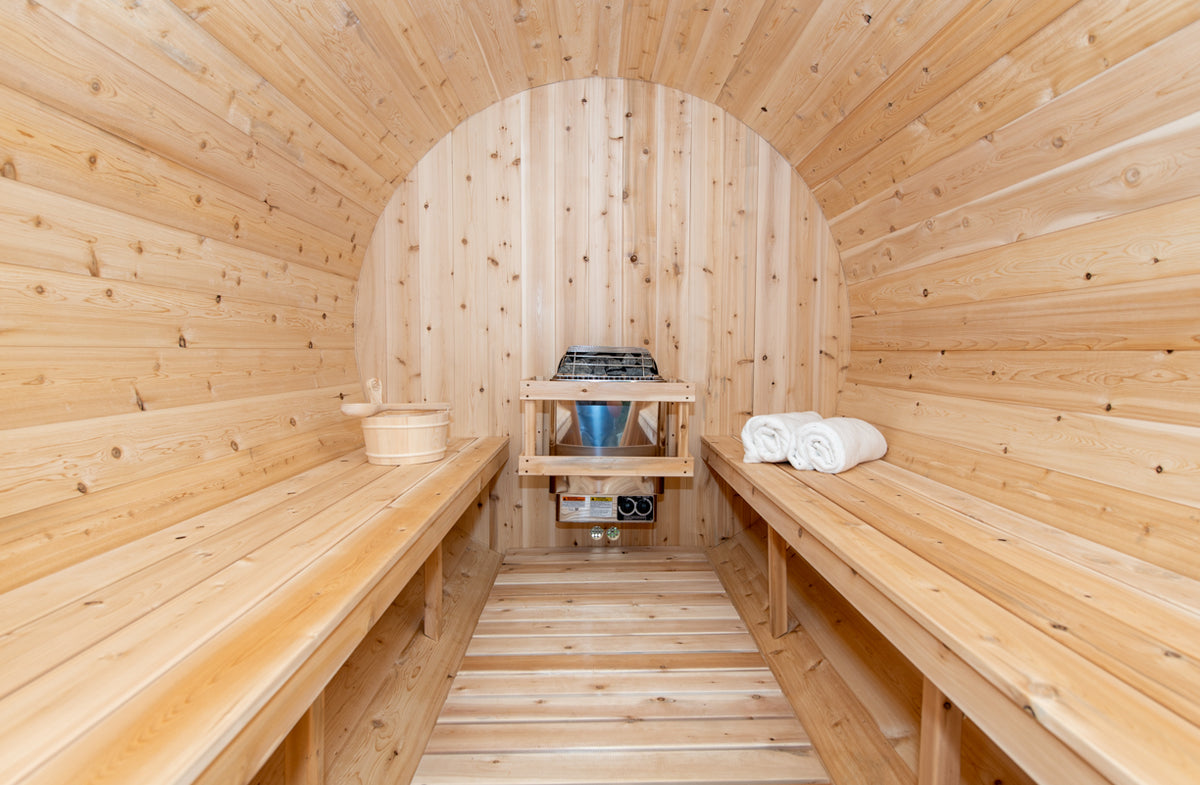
left=3, top=3, right=1199, bottom=783
left=823, top=6, right=1200, bottom=582
left=6, top=0, right=1195, bottom=572
left=356, top=78, right=844, bottom=551
left=0, top=0, right=378, bottom=590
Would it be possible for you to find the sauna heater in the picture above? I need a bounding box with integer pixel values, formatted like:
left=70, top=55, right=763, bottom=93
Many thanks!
left=550, top=346, right=664, bottom=527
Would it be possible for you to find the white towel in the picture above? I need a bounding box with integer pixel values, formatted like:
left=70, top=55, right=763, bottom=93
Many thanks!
left=797, top=417, right=888, bottom=473
left=786, top=431, right=817, bottom=471
left=741, top=412, right=822, bottom=464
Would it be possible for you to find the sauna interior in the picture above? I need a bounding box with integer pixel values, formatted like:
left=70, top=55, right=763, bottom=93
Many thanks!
left=2, top=1, right=1199, bottom=784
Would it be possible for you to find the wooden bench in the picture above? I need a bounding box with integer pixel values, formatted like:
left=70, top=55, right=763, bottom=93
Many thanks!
left=702, top=435, right=1200, bottom=785
left=0, top=435, right=508, bottom=785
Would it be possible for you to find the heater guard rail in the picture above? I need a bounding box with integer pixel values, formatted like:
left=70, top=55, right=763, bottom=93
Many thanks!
left=518, top=379, right=695, bottom=477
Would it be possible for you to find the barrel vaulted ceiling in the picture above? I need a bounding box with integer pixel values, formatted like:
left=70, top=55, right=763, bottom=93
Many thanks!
left=160, top=0, right=1096, bottom=260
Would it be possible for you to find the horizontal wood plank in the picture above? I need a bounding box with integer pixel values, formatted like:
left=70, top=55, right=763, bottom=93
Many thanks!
left=413, top=748, right=827, bottom=785
left=870, top=426, right=1200, bottom=584
left=0, top=423, right=363, bottom=593
left=417, top=549, right=827, bottom=785
left=424, top=717, right=812, bottom=754
left=0, top=437, right=508, bottom=785
left=0, top=347, right=358, bottom=430
left=0, top=384, right=359, bottom=518
left=847, top=195, right=1200, bottom=316
left=703, top=435, right=1200, bottom=785
left=850, top=274, right=1200, bottom=353
left=844, top=349, right=1200, bottom=429
left=838, top=382, right=1200, bottom=508
left=838, top=110, right=1200, bottom=285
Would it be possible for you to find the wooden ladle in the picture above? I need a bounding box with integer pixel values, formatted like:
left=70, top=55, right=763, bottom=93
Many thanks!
left=340, top=401, right=449, bottom=417
left=340, top=378, right=447, bottom=417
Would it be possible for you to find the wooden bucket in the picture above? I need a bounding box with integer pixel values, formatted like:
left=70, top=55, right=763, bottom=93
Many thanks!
left=361, top=408, right=450, bottom=465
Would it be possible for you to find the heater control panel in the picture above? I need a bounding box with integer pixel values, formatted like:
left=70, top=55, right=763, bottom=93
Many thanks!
left=557, top=494, right=655, bottom=523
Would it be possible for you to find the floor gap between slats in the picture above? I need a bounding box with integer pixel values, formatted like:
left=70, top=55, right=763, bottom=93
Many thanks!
left=411, top=547, right=830, bottom=785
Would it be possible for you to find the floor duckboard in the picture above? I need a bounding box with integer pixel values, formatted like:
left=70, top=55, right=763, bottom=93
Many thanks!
left=412, top=547, right=829, bottom=785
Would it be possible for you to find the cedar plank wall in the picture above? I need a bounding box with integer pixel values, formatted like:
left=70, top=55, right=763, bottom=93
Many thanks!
left=1, top=2, right=1199, bottom=784
left=0, top=0, right=377, bottom=591
left=356, top=78, right=843, bottom=550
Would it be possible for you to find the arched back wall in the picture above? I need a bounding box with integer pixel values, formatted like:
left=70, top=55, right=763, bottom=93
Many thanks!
left=356, top=78, right=846, bottom=550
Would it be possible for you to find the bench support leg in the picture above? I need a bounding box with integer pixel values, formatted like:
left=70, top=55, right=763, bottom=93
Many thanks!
left=768, top=526, right=792, bottom=638
left=424, top=542, right=444, bottom=641
left=919, top=677, right=963, bottom=785
left=284, top=693, right=324, bottom=785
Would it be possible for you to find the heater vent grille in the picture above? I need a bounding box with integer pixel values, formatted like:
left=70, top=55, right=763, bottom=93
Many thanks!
left=552, top=345, right=662, bottom=381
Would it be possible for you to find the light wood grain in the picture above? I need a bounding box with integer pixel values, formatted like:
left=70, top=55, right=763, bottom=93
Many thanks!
left=5, top=5, right=1200, bottom=784
left=358, top=77, right=844, bottom=548
left=170, top=0, right=417, bottom=174
left=918, top=679, right=962, bottom=785
left=838, top=382, right=1200, bottom=508
left=839, top=111, right=1200, bottom=285
left=324, top=538, right=502, bottom=785
left=794, top=0, right=1080, bottom=185
left=0, top=80, right=356, bottom=276
left=2, top=437, right=507, bottom=785
left=704, top=435, right=1200, bottom=785
left=32, top=0, right=393, bottom=204
left=415, top=547, right=828, bottom=785
left=847, top=194, right=1200, bottom=316
left=283, top=695, right=323, bottom=785
left=819, top=3, right=1200, bottom=219
left=712, top=533, right=916, bottom=785
left=844, top=348, right=1200, bottom=429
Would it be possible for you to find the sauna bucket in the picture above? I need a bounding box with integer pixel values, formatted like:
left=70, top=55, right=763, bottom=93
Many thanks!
left=361, top=407, right=450, bottom=465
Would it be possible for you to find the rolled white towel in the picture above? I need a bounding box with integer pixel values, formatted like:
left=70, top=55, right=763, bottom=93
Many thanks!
left=786, top=432, right=816, bottom=471
left=741, top=412, right=822, bottom=463
left=797, top=417, right=888, bottom=473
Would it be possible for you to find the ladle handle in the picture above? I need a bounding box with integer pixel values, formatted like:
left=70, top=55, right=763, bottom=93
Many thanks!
left=366, top=378, right=384, bottom=405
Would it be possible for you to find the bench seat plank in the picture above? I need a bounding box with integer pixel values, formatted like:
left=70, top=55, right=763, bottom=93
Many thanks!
left=0, top=436, right=507, bottom=785
left=0, top=457, right=399, bottom=697
left=799, top=463, right=1200, bottom=726
left=702, top=435, right=1200, bottom=785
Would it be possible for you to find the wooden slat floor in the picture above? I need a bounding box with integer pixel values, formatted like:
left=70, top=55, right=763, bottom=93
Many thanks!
left=412, top=547, right=829, bottom=785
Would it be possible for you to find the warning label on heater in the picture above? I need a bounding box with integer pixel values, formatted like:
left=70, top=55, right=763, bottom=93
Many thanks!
left=558, top=495, right=615, bottom=522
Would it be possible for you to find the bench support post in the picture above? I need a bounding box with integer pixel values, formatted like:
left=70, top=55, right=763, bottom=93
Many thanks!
left=768, top=526, right=792, bottom=638
left=919, top=677, right=963, bottom=785
left=424, top=542, right=444, bottom=641
left=284, top=693, right=324, bottom=785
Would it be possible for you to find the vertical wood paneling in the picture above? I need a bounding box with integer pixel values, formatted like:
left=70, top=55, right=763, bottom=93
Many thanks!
left=392, top=180, right=424, bottom=401
left=556, top=80, right=591, bottom=350
left=588, top=78, right=624, bottom=344
left=358, top=78, right=843, bottom=548
left=723, top=114, right=758, bottom=436
left=654, top=89, right=694, bottom=548
left=623, top=83, right=658, bottom=351
left=751, top=140, right=793, bottom=415
left=418, top=137, right=456, bottom=408
left=490, top=94, right=525, bottom=550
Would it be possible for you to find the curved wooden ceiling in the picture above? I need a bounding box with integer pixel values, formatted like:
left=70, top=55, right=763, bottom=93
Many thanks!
left=176, top=0, right=1077, bottom=213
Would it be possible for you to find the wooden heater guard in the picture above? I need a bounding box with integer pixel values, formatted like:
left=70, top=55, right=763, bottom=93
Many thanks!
left=518, top=379, right=696, bottom=478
